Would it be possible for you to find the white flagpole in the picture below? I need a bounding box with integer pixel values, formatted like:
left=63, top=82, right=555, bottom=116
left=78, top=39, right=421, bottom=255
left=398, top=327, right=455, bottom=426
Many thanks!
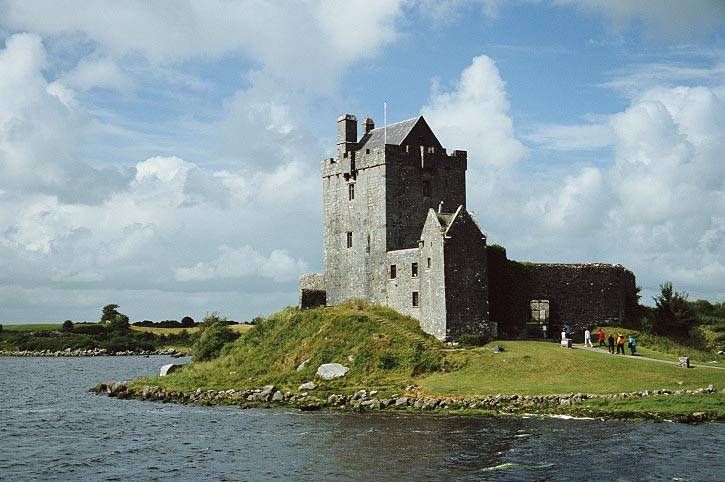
left=384, top=101, right=387, bottom=145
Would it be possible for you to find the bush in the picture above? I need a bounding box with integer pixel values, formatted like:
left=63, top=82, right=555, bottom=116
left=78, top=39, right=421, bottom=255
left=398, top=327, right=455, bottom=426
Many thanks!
left=181, top=316, right=195, bottom=328
left=456, top=333, right=490, bottom=346
left=408, top=343, right=442, bottom=375
left=62, top=320, right=74, bottom=332
left=378, top=351, right=399, bottom=370
left=191, top=322, right=239, bottom=361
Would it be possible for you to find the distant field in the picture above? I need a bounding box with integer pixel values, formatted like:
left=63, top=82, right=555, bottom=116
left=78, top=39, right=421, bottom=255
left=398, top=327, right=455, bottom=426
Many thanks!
left=130, top=324, right=253, bottom=335
left=2, top=323, right=62, bottom=331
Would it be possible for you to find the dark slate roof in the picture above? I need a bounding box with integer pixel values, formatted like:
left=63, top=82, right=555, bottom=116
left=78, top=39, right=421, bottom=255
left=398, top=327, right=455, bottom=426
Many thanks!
left=358, top=116, right=420, bottom=149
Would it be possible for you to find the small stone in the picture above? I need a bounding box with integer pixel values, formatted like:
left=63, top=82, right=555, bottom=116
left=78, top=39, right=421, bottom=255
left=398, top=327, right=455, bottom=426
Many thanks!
left=296, top=358, right=310, bottom=372
left=298, top=381, right=317, bottom=391
left=272, top=391, right=284, bottom=402
left=395, top=397, right=408, bottom=407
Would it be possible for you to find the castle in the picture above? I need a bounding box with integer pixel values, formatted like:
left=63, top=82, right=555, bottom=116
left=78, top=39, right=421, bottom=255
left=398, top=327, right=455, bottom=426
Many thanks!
left=300, top=114, right=637, bottom=340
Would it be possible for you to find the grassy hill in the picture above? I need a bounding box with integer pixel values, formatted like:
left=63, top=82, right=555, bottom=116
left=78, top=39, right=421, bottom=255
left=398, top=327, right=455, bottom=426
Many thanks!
left=147, top=302, right=724, bottom=400
left=149, top=301, right=444, bottom=393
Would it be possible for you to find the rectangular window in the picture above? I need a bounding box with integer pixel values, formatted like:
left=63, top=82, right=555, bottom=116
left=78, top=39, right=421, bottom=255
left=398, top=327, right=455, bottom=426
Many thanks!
left=427, top=257, right=431, bottom=269
left=348, top=183, right=355, bottom=201
left=412, top=291, right=419, bottom=307
left=390, top=264, right=397, bottom=279
left=411, top=262, right=418, bottom=278
left=422, top=180, right=431, bottom=198
left=346, top=232, right=353, bottom=248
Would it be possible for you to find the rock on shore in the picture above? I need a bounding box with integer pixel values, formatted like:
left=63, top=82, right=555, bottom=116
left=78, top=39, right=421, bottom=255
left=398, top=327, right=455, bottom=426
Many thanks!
left=0, top=348, right=186, bottom=357
left=88, top=381, right=721, bottom=423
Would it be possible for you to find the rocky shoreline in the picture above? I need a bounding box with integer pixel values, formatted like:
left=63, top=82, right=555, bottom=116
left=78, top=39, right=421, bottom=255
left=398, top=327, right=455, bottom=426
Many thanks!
left=90, top=382, right=722, bottom=423
left=1, top=348, right=187, bottom=357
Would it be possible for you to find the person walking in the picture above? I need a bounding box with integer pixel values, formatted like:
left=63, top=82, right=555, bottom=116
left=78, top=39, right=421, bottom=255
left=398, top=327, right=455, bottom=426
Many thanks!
left=608, top=334, right=615, bottom=354
left=584, top=328, right=594, bottom=347
left=616, top=333, right=626, bottom=355
left=628, top=334, right=637, bottom=355
left=598, top=328, right=606, bottom=347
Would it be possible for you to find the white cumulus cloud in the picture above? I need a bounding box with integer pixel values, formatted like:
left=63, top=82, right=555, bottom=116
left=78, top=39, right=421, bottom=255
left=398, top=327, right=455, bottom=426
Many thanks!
left=421, top=55, right=528, bottom=168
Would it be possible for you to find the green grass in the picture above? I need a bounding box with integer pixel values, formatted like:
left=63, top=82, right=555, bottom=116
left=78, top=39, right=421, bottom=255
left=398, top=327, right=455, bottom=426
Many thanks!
left=595, top=325, right=721, bottom=364
left=2, top=323, right=62, bottom=331
left=418, top=341, right=724, bottom=396
left=141, top=303, right=724, bottom=405
left=130, top=324, right=252, bottom=335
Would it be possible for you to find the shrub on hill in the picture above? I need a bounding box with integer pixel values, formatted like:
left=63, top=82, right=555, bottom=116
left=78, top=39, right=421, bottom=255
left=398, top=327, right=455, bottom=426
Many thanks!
left=62, top=320, right=74, bottom=332
left=191, top=322, right=239, bottom=361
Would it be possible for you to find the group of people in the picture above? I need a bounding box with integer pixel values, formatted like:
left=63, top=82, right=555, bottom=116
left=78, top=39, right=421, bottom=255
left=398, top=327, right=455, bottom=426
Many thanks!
left=585, top=328, right=637, bottom=355
left=571, top=327, right=638, bottom=355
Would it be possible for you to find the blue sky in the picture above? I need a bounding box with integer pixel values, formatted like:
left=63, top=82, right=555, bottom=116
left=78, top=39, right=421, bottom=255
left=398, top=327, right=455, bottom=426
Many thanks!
left=0, top=0, right=723, bottom=323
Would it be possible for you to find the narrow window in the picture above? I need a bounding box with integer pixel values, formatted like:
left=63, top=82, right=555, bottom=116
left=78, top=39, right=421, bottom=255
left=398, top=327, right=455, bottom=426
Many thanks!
left=412, top=292, right=419, bottom=307
left=366, top=233, right=370, bottom=253
left=348, top=183, right=355, bottom=201
left=390, top=264, right=397, bottom=279
left=365, top=148, right=370, bottom=154
left=427, top=257, right=431, bottom=269
left=411, top=262, right=418, bottom=278
left=422, top=180, right=431, bottom=198
left=346, top=232, right=353, bottom=248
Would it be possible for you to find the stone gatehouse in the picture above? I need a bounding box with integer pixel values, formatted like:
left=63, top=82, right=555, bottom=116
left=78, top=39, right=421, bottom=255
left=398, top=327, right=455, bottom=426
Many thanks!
left=300, top=114, right=637, bottom=340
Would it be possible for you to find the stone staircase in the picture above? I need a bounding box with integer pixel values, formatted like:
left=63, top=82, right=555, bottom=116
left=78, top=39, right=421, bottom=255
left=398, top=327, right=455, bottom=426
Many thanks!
left=375, top=318, right=440, bottom=350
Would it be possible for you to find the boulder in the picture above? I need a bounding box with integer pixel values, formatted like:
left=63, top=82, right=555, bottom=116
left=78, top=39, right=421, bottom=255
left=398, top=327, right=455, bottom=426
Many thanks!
left=299, top=381, right=317, bottom=391
left=272, top=391, right=284, bottom=402
left=159, top=364, right=183, bottom=376
left=316, top=363, right=349, bottom=380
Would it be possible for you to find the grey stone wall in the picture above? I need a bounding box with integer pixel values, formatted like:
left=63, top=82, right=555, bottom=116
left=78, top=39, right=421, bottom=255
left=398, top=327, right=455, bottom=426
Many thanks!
left=322, top=148, right=388, bottom=305
left=384, top=248, right=421, bottom=320
left=385, top=146, right=467, bottom=252
left=442, top=209, right=489, bottom=338
left=526, top=263, right=636, bottom=329
left=299, top=273, right=326, bottom=308
left=418, top=210, right=447, bottom=340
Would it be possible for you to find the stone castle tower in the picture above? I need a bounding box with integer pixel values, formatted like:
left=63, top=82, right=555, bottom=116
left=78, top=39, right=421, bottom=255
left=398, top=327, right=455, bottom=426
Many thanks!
left=300, top=114, right=492, bottom=340
left=301, top=113, right=639, bottom=340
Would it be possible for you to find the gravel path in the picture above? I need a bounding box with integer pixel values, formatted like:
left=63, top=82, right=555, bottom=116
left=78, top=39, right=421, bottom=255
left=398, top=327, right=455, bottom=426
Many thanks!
left=573, top=345, right=725, bottom=370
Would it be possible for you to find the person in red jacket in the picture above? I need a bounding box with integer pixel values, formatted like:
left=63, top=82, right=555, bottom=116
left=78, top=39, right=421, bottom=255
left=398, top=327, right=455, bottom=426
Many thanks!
left=598, top=328, right=606, bottom=347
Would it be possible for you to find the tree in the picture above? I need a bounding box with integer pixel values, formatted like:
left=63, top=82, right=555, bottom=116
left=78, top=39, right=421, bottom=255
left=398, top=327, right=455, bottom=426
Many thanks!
left=100, top=304, right=130, bottom=333
left=181, top=316, right=195, bottom=328
left=101, top=304, right=121, bottom=324
left=191, top=322, right=238, bottom=361
left=62, top=320, right=74, bottom=332
left=198, top=312, right=230, bottom=334
left=652, top=282, right=696, bottom=338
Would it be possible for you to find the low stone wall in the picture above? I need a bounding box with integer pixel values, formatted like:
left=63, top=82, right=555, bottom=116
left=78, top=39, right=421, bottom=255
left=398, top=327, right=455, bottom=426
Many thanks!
left=90, top=382, right=721, bottom=423
left=0, top=348, right=186, bottom=357
left=487, top=245, right=638, bottom=335
left=299, top=273, right=326, bottom=308
left=526, top=263, right=637, bottom=330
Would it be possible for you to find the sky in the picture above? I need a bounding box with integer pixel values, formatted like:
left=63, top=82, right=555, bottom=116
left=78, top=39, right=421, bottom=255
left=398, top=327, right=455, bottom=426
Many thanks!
left=0, top=0, right=723, bottom=323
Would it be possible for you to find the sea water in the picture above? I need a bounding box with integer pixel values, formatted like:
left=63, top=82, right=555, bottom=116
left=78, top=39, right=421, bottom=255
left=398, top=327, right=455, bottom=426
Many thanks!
left=1, top=356, right=723, bottom=481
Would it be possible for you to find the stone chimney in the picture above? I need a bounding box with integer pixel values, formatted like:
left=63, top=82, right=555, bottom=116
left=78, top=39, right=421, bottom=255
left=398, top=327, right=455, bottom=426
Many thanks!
left=364, top=117, right=375, bottom=134
left=337, top=114, right=357, bottom=151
